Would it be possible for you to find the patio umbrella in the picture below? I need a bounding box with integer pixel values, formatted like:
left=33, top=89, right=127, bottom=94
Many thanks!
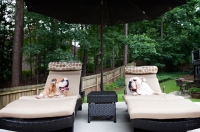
left=24, top=0, right=186, bottom=91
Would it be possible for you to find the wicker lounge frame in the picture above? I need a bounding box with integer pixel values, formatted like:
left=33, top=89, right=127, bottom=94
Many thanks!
left=124, top=66, right=200, bottom=132
left=0, top=98, right=83, bottom=132
left=131, top=118, right=200, bottom=132
left=0, top=62, right=84, bottom=132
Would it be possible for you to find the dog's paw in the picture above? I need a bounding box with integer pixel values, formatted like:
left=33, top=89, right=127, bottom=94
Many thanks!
left=36, top=93, right=44, bottom=99
left=36, top=95, right=43, bottom=99
left=48, top=94, right=54, bottom=98
left=132, top=92, right=138, bottom=96
left=58, top=95, right=65, bottom=98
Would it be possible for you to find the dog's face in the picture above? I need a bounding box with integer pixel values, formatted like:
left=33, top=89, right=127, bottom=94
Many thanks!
left=128, top=77, right=145, bottom=91
left=51, top=78, right=57, bottom=85
left=57, top=78, right=69, bottom=92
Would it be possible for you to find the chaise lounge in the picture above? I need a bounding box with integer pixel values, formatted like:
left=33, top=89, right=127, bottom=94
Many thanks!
left=0, top=62, right=84, bottom=132
left=123, top=66, right=200, bottom=132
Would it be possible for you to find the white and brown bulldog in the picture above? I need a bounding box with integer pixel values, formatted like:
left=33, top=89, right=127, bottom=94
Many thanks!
left=55, top=77, right=70, bottom=97
left=128, top=77, right=165, bottom=96
left=36, top=77, right=70, bottom=99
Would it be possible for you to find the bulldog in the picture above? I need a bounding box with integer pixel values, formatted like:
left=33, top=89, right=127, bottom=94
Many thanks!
left=128, top=77, right=165, bottom=96
left=36, top=78, right=57, bottom=99
left=36, top=77, right=70, bottom=99
left=55, top=77, right=70, bottom=97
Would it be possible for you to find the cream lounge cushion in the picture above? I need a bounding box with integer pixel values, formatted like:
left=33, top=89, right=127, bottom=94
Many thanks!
left=19, top=95, right=81, bottom=100
left=0, top=97, right=77, bottom=118
left=123, top=94, right=184, bottom=103
left=127, top=99, right=200, bottom=119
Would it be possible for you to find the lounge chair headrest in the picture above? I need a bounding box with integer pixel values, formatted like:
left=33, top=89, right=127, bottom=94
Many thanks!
left=49, top=62, right=82, bottom=71
left=125, top=66, right=158, bottom=74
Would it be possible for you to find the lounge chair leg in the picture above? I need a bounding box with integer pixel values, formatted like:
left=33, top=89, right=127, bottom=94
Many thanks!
left=88, top=112, right=90, bottom=123
left=55, top=126, right=74, bottom=132
left=114, top=111, right=116, bottom=123
left=133, top=128, right=154, bottom=132
left=78, top=105, right=82, bottom=110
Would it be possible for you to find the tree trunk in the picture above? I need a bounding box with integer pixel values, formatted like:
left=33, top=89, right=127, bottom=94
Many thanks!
left=161, top=15, right=164, bottom=39
left=112, top=47, right=115, bottom=69
left=27, top=24, right=33, bottom=81
left=11, top=0, right=24, bottom=87
left=94, top=54, right=98, bottom=74
left=82, top=25, right=88, bottom=77
left=82, top=49, right=87, bottom=76
left=36, top=54, right=41, bottom=84
left=124, top=23, right=128, bottom=65
left=161, top=15, right=164, bottom=53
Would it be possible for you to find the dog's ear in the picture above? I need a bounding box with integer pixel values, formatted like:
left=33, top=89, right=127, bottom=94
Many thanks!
left=140, top=77, right=146, bottom=82
left=56, top=77, right=62, bottom=83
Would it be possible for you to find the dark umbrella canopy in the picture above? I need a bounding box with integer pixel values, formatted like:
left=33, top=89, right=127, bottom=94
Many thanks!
left=24, top=0, right=186, bottom=91
left=24, top=0, right=186, bottom=26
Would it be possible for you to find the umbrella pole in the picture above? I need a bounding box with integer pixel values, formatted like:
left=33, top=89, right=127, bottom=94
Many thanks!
left=100, top=0, right=103, bottom=91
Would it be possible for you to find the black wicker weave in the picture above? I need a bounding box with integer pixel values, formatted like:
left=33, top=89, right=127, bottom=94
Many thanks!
left=131, top=118, right=200, bottom=132
left=87, top=91, right=117, bottom=123
left=87, top=91, right=118, bottom=103
left=0, top=95, right=83, bottom=132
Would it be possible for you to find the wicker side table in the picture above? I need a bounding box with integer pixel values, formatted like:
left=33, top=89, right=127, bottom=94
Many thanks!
left=87, top=91, right=118, bottom=123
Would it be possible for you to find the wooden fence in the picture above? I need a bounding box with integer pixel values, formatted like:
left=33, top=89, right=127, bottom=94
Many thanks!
left=0, top=84, right=44, bottom=110
left=0, top=62, right=136, bottom=109
left=82, top=66, right=124, bottom=95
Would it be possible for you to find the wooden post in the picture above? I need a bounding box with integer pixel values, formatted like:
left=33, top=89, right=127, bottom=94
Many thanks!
left=96, top=76, right=99, bottom=91
left=199, top=48, right=200, bottom=60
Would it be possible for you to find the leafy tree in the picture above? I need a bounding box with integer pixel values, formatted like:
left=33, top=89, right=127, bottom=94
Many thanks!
left=12, top=0, right=24, bottom=87
left=128, top=34, right=157, bottom=61
left=0, top=0, right=14, bottom=85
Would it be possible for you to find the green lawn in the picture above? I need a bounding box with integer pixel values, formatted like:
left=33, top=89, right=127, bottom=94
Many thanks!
left=116, top=89, right=125, bottom=102
left=159, top=80, right=180, bottom=94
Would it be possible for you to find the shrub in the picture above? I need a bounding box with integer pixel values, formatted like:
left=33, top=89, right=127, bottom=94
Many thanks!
left=2, top=70, right=12, bottom=81
left=87, top=63, right=94, bottom=73
left=115, top=77, right=125, bottom=88
left=104, top=77, right=125, bottom=91
left=104, top=82, right=118, bottom=91
left=188, top=87, right=200, bottom=93
left=22, top=70, right=31, bottom=78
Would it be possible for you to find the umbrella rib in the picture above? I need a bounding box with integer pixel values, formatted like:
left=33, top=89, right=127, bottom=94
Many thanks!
left=104, top=0, right=110, bottom=25
left=128, top=0, right=150, bottom=19
left=30, top=0, right=52, bottom=10
left=67, top=0, right=86, bottom=23
left=176, top=0, right=186, bottom=4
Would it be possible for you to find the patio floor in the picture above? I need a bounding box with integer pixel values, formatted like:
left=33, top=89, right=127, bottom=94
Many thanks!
left=74, top=102, right=132, bottom=132
left=74, top=102, right=200, bottom=132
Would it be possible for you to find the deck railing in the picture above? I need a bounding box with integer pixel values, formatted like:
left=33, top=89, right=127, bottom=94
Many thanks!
left=0, top=62, right=136, bottom=109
